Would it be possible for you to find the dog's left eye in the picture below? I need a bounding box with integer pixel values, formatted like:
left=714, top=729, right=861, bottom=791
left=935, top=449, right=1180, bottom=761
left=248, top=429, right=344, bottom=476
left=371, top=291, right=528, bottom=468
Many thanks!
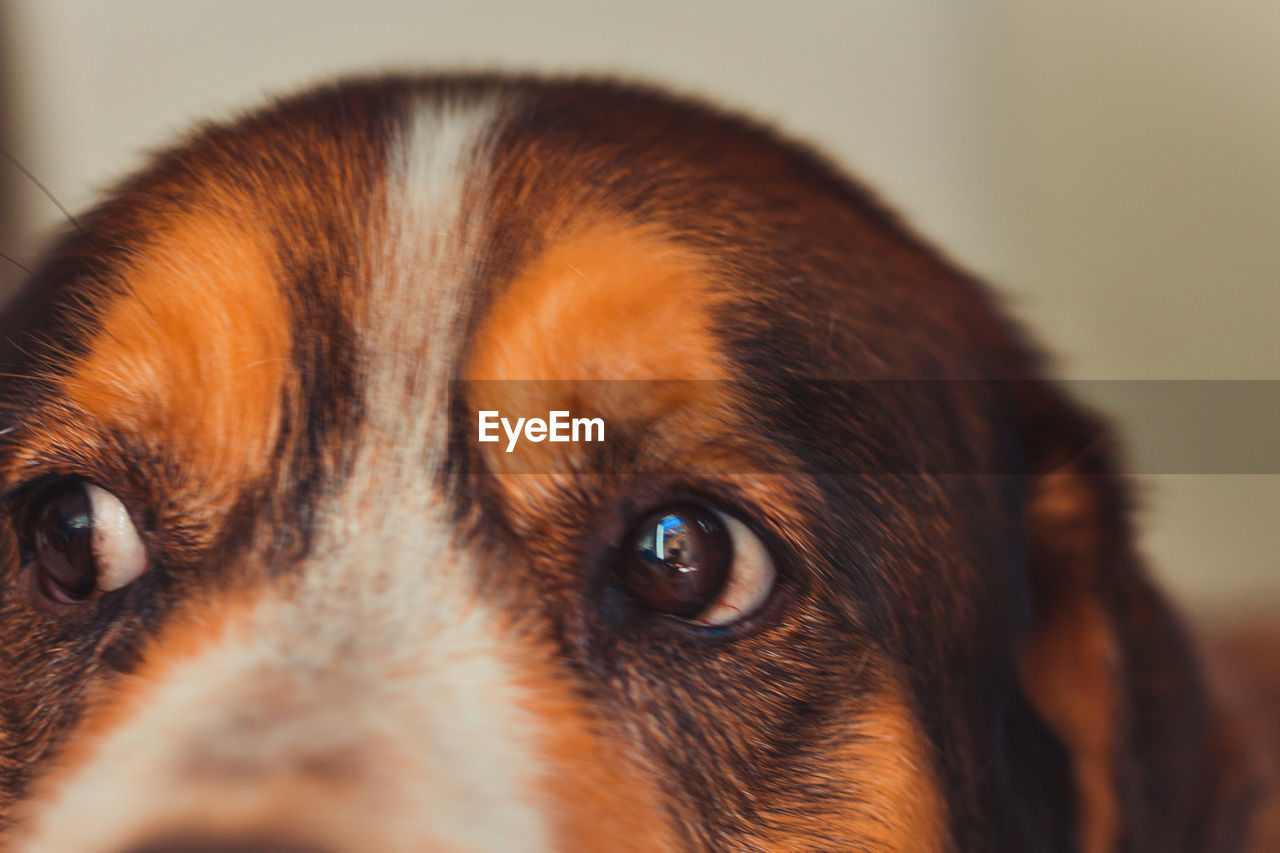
left=24, top=481, right=148, bottom=604
left=615, top=504, right=776, bottom=626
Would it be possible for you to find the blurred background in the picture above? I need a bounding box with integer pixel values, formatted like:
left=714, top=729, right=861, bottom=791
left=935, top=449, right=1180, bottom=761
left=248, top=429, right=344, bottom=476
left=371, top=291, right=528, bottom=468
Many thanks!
left=1, top=0, right=1276, bottom=613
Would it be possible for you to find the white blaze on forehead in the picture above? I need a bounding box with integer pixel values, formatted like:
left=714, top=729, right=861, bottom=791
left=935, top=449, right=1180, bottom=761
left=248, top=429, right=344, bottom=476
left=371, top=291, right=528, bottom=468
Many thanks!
left=363, top=91, right=505, bottom=475
left=20, top=94, right=554, bottom=853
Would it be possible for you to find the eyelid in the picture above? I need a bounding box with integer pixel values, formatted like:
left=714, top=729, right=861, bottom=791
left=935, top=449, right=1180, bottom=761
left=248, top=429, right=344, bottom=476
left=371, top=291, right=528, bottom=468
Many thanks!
left=2, top=469, right=100, bottom=510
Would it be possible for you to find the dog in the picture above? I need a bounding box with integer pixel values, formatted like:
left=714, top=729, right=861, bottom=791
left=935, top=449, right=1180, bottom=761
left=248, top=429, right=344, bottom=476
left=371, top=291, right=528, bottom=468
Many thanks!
left=0, top=74, right=1273, bottom=852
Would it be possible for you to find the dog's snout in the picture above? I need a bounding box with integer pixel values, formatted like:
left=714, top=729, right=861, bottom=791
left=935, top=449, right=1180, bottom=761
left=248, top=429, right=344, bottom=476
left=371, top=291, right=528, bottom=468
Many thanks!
left=119, top=836, right=333, bottom=853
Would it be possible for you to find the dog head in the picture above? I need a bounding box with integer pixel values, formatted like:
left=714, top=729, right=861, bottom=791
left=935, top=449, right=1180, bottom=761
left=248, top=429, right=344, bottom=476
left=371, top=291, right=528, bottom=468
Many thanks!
left=0, top=76, right=1248, bottom=852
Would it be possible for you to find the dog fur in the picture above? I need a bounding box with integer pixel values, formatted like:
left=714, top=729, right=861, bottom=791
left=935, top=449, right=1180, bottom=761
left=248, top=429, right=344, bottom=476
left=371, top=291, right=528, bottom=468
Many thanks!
left=0, top=75, right=1273, bottom=852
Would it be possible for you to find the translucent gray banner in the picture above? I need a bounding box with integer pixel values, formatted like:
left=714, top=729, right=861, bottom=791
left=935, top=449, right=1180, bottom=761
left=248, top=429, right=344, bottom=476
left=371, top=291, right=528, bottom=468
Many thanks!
left=457, top=380, right=1280, bottom=475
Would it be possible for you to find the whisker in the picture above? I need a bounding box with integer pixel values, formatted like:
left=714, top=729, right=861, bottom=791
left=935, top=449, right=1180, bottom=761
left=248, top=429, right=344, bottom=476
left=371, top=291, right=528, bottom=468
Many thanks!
left=3, top=334, right=39, bottom=360
left=0, top=249, right=32, bottom=276
left=0, top=144, right=85, bottom=235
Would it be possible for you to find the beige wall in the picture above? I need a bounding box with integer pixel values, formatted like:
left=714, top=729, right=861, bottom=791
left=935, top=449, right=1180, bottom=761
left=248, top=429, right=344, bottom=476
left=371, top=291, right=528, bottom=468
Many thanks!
left=1, top=0, right=1276, bottom=611
left=988, top=2, right=1280, bottom=613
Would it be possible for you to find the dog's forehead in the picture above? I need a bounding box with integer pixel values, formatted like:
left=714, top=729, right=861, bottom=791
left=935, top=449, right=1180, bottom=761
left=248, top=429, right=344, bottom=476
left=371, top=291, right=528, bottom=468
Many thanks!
left=0, top=76, right=1009, bottom=562
left=0, top=81, right=848, bottom=510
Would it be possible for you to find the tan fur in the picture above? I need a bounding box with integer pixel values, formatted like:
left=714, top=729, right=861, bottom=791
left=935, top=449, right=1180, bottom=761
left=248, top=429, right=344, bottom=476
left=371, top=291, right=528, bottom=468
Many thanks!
left=71, top=211, right=292, bottom=466
left=469, top=216, right=727, bottom=383
left=751, top=682, right=947, bottom=852
left=467, top=215, right=742, bottom=516
left=1021, top=594, right=1121, bottom=853
left=512, top=647, right=678, bottom=853
left=1022, top=470, right=1122, bottom=853
left=9, top=205, right=296, bottom=548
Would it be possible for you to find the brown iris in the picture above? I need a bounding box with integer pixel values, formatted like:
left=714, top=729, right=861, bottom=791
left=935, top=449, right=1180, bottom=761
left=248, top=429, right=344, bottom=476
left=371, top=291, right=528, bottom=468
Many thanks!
left=617, top=505, right=732, bottom=619
left=29, top=482, right=98, bottom=602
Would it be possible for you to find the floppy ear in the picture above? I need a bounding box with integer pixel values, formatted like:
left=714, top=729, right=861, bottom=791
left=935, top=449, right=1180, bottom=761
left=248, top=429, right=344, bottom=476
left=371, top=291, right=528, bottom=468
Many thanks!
left=1011, top=380, right=1254, bottom=853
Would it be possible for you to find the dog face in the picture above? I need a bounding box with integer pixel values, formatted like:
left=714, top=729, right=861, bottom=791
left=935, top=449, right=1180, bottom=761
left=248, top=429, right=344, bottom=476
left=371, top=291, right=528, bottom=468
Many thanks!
left=0, top=77, right=1247, bottom=852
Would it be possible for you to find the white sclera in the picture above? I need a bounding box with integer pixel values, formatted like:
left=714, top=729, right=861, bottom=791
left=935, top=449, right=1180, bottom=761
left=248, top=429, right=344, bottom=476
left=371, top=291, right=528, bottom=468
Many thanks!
left=85, top=483, right=147, bottom=593
left=695, top=512, right=777, bottom=627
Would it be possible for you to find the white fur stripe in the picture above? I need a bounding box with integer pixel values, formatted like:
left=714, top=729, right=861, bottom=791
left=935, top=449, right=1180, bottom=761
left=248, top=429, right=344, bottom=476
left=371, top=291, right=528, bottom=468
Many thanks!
left=362, top=91, right=504, bottom=477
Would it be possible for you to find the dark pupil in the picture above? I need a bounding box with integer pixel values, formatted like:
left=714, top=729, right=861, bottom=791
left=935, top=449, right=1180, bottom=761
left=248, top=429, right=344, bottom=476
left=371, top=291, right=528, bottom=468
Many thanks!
left=32, top=484, right=97, bottom=601
left=618, top=506, right=731, bottom=619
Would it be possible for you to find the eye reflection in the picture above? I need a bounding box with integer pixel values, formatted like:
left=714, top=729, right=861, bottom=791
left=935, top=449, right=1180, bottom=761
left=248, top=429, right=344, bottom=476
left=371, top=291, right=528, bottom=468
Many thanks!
left=618, top=505, right=733, bottom=620
left=646, top=514, right=701, bottom=567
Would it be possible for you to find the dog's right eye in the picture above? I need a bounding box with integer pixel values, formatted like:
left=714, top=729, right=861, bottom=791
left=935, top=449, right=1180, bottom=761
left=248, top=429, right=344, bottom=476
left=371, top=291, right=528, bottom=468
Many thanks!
left=23, top=481, right=148, bottom=604
left=615, top=504, right=777, bottom=627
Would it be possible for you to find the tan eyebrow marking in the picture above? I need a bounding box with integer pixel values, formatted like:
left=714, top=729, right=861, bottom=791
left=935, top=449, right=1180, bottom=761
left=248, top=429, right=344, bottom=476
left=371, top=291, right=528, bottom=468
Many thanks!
left=466, top=217, right=740, bottom=482
left=55, top=206, right=296, bottom=500
left=469, top=217, right=727, bottom=384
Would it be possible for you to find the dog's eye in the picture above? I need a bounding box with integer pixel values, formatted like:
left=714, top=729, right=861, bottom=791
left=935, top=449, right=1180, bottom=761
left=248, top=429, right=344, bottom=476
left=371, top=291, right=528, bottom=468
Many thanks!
left=616, top=504, right=776, bottom=626
left=25, top=481, right=147, bottom=603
